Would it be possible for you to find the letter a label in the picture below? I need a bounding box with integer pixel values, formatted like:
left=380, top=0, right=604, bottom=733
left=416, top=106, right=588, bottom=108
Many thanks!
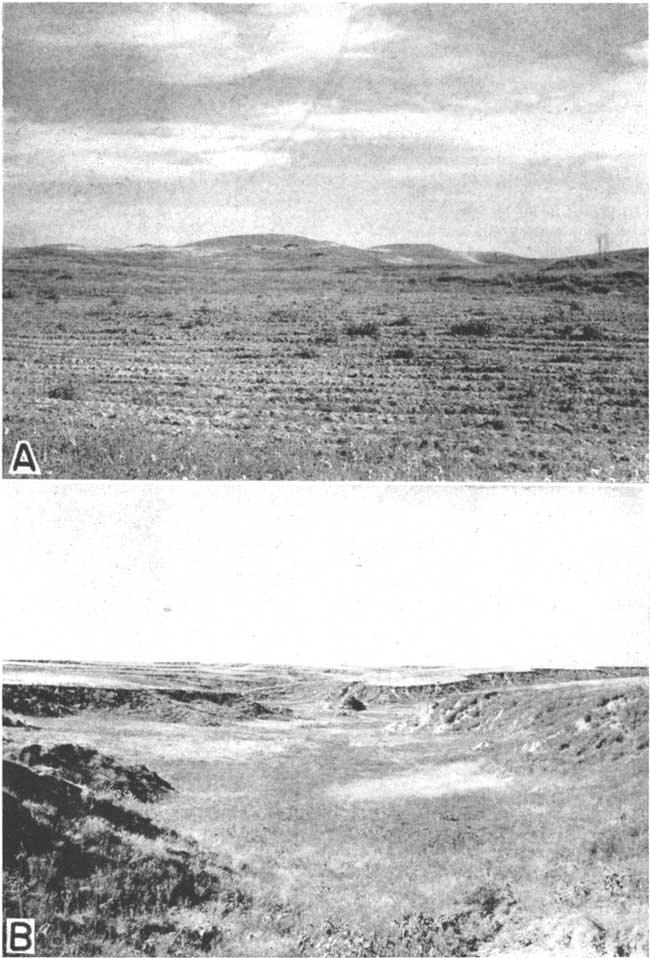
left=9, top=441, right=41, bottom=477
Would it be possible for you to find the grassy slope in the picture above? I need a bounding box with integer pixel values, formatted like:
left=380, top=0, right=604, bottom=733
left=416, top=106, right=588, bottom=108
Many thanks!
left=3, top=755, right=251, bottom=957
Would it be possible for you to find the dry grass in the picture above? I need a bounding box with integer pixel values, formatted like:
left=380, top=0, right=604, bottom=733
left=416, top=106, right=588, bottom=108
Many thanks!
left=3, top=247, right=647, bottom=480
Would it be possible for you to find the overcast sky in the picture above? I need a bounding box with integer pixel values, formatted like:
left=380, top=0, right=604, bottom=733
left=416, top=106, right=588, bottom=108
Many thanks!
left=3, top=3, right=648, bottom=254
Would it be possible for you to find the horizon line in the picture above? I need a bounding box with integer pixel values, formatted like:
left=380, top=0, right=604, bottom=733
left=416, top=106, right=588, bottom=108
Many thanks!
left=4, top=233, right=648, bottom=261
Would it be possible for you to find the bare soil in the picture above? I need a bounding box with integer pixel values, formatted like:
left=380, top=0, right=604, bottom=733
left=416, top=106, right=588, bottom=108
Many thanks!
left=328, top=762, right=510, bottom=802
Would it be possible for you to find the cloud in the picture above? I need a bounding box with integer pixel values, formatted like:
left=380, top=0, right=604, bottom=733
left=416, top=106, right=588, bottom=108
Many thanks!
left=21, top=4, right=238, bottom=49
left=4, top=120, right=291, bottom=182
left=102, top=6, right=238, bottom=50
left=262, top=64, right=646, bottom=164
left=624, top=39, right=648, bottom=64
left=25, top=4, right=400, bottom=84
left=6, top=50, right=644, bottom=190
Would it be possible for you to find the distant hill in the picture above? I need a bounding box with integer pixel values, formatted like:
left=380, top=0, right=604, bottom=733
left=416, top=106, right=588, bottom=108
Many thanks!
left=19, top=243, right=87, bottom=254
left=467, top=251, right=534, bottom=265
left=9, top=235, right=646, bottom=272
left=544, top=248, right=648, bottom=271
left=181, top=235, right=499, bottom=268
left=177, top=233, right=381, bottom=267
left=178, top=236, right=531, bottom=269
left=181, top=233, right=334, bottom=250
left=368, top=244, right=533, bottom=267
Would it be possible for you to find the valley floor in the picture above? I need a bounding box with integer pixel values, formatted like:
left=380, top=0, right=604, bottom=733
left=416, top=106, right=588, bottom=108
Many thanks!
left=3, top=665, right=648, bottom=956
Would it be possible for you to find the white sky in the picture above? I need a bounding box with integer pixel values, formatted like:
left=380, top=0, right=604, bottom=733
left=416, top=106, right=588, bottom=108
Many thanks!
left=3, top=483, right=647, bottom=669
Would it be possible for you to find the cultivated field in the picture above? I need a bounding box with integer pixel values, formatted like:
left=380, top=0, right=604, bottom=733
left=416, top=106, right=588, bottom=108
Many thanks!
left=3, top=661, right=648, bottom=956
left=3, top=237, right=648, bottom=480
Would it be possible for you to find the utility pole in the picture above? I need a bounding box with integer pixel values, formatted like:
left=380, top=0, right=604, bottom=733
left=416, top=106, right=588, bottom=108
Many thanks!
left=596, top=233, right=609, bottom=258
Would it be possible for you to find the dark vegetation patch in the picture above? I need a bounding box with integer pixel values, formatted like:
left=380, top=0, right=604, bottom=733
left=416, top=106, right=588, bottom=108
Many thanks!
left=3, top=754, right=248, bottom=956
left=2, top=684, right=288, bottom=726
left=298, top=884, right=517, bottom=956
left=388, top=347, right=415, bottom=361
left=525, top=268, right=647, bottom=296
left=344, top=321, right=380, bottom=339
left=449, top=319, right=493, bottom=337
left=2, top=713, right=37, bottom=729
left=47, top=382, right=81, bottom=401
left=446, top=254, right=649, bottom=298
left=12, top=744, right=173, bottom=803
left=4, top=759, right=167, bottom=843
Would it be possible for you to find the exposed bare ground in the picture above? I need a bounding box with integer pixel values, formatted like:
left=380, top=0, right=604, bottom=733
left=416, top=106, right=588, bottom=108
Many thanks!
left=328, top=762, right=510, bottom=801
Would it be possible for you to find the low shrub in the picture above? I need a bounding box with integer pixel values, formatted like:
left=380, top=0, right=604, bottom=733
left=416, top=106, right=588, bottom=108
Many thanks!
left=449, top=319, right=493, bottom=337
left=388, top=347, right=415, bottom=361
left=48, top=382, right=80, bottom=401
left=344, top=321, right=380, bottom=339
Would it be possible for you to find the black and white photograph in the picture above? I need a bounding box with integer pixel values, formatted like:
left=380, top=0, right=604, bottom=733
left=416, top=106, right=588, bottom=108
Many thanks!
left=1, top=3, right=649, bottom=958
left=3, top=3, right=648, bottom=480
left=2, top=485, right=648, bottom=956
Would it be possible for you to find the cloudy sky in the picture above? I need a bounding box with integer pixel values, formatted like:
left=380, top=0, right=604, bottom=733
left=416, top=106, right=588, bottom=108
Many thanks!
left=3, top=3, right=648, bottom=254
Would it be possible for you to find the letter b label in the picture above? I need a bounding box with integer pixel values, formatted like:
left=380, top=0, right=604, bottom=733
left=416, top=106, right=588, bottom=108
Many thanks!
left=5, top=919, right=35, bottom=955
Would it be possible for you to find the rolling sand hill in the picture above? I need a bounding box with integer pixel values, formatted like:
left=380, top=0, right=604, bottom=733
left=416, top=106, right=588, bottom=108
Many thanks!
left=367, top=244, right=531, bottom=267
left=177, top=233, right=383, bottom=268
